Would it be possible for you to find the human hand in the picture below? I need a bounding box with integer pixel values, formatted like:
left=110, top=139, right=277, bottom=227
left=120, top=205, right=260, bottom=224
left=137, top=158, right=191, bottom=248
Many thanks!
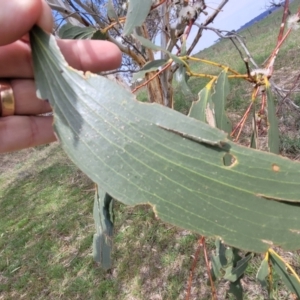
left=0, top=0, right=122, bottom=153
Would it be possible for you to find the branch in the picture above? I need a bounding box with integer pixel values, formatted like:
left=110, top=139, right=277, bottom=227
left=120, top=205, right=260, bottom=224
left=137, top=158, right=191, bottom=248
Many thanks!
left=48, top=2, right=89, bottom=26
left=271, top=73, right=300, bottom=111
left=186, top=0, right=229, bottom=56
left=71, top=0, right=105, bottom=27
left=277, top=0, right=290, bottom=42
left=66, top=0, right=93, bottom=25
left=196, top=25, right=259, bottom=68
left=132, top=61, right=172, bottom=93
left=107, top=34, right=146, bottom=67
left=109, top=26, right=148, bottom=62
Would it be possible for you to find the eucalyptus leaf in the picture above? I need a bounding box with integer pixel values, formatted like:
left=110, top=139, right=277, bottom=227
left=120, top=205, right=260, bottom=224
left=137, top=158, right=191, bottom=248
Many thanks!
left=176, top=65, right=193, bottom=97
left=269, top=250, right=300, bottom=297
left=256, top=255, right=269, bottom=289
left=216, top=238, right=229, bottom=267
left=123, top=0, right=152, bottom=36
left=93, top=186, right=114, bottom=269
left=30, top=26, right=300, bottom=253
left=134, top=34, right=183, bottom=65
left=211, top=254, right=222, bottom=280
left=59, top=23, right=94, bottom=39
left=92, top=30, right=107, bottom=40
left=106, top=0, right=119, bottom=23
left=224, top=253, right=252, bottom=282
left=188, top=82, right=214, bottom=125
left=228, top=280, right=243, bottom=300
left=59, top=23, right=106, bottom=40
left=210, top=239, right=224, bottom=280
left=250, top=107, right=258, bottom=149
left=212, top=70, right=232, bottom=134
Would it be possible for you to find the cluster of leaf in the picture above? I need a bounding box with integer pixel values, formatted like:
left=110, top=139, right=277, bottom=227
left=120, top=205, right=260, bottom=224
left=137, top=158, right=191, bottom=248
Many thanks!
left=211, top=239, right=252, bottom=299
left=211, top=239, right=300, bottom=299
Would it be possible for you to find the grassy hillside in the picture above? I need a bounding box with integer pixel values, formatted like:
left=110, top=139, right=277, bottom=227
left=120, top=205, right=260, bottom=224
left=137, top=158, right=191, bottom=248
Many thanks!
left=173, top=0, right=300, bottom=157
left=175, top=0, right=300, bottom=115
left=1, top=2, right=300, bottom=299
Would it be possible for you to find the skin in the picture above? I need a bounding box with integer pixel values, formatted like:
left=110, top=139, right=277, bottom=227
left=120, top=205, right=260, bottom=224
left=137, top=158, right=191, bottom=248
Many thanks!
left=0, top=0, right=122, bottom=153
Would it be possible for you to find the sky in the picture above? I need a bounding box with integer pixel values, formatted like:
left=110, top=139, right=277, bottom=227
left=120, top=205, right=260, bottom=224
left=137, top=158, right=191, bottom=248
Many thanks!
left=188, top=0, right=270, bottom=53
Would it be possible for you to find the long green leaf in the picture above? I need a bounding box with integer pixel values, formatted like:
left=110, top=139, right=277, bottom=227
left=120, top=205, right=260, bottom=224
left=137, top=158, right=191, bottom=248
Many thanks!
left=123, top=0, right=152, bottom=36
left=256, top=255, right=269, bottom=289
left=211, top=255, right=222, bottom=280
left=266, top=82, right=280, bottom=154
left=59, top=23, right=106, bottom=40
left=228, top=280, right=243, bottom=300
left=250, top=107, right=258, bottom=149
left=177, top=65, right=193, bottom=97
left=224, top=254, right=253, bottom=282
left=210, top=239, right=229, bottom=280
left=269, top=250, right=300, bottom=297
left=30, top=26, right=300, bottom=253
left=188, top=82, right=214, bottom=126
left=59, top=23, right=93, bottom=39
left=93, top=186, right=114, bottom=269
left=212, top=70, right=232, bottom=134
left=106, top=0, right=119, bottom=23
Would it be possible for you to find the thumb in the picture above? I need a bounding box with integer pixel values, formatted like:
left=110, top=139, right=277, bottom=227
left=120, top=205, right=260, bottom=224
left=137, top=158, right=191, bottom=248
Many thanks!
left=0, top=0, right=53, bottom=46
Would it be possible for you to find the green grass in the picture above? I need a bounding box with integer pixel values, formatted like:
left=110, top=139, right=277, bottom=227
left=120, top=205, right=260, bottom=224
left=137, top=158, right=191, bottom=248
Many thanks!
left=0, top=144, right=207, bottom=299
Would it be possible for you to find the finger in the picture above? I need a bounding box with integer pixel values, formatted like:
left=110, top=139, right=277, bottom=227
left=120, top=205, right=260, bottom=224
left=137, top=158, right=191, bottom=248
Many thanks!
left=57, top=39, right=122, bottom=72
left=0, top=39, right=122, bottom=78
left=11, top=80, right=52, bottom=115
left=0, top=116, right=56, bottom=153
left=0, top=0, right=53, bottom=46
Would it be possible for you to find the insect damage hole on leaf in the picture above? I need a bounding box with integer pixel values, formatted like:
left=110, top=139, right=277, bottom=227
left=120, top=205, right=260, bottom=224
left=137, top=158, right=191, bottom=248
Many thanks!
left=222, top=153, right=236, bottom=167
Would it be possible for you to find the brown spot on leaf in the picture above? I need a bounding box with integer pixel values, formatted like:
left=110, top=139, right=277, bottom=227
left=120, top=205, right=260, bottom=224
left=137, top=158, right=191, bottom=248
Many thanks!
left=272, top=164, right=280, bottom=172
left=290, top=229, right=300, bottom=234
left=223, top=153, right=237, bottom=167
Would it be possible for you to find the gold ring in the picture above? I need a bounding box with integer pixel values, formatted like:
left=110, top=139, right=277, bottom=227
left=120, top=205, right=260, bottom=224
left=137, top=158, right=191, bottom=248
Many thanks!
left=0, top=81, right=15, bottom=117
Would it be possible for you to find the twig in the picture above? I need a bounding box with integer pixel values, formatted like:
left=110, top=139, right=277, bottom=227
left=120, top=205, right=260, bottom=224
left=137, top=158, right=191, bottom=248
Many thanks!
left=185, top=237, right=204, bottom=300
left=151, top=0, right=167, bottom=10
left=184, top=56, right=241, bottom=75
left=48, top=2, right=90, bottom=26
left=234, top=102, right=254, bottom=141
left=195, top=25, right=259, bottom=68
left=71, top=0, right=104, bottom=26
left=187, top=0, right=229, bottom=56
left=187, top=72, right=216, bottom=79
left=203, top=238, right=217, bottom=300
left=103, top=17, right=125, bottom=32
left=277, top=0, right=290, bottom=43
left=271, top=79, right=300, bottom=111
left=100, top=69, right=137, bottom=75
left=266, top=4, right=300, bottom=73
left=132, top=61, right=172, bottom=93
left=244, top=58, right=252, bottom=78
